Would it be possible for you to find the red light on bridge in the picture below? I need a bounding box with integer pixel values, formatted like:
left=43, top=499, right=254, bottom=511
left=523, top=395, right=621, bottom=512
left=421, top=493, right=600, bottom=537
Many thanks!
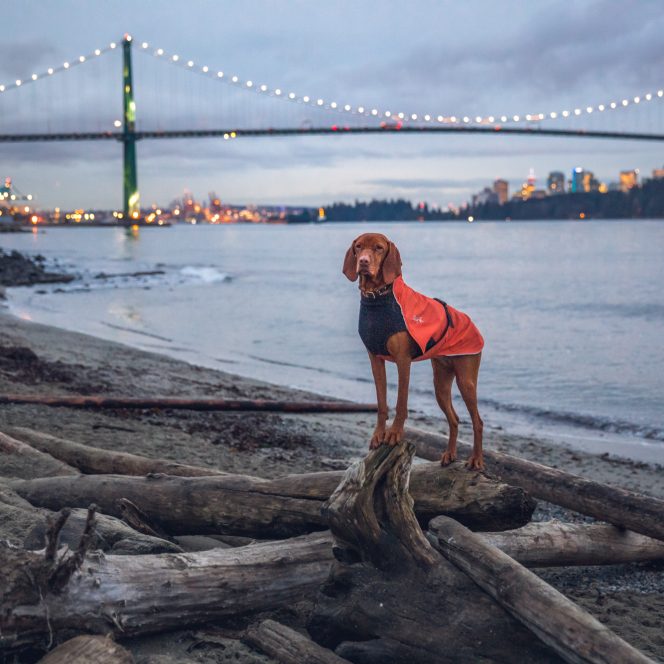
left=331, top=125, right=338, bottom=131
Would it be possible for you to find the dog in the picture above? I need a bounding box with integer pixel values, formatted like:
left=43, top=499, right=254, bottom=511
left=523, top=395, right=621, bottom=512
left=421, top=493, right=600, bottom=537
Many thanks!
left=343, top=233, right=485, bottom=470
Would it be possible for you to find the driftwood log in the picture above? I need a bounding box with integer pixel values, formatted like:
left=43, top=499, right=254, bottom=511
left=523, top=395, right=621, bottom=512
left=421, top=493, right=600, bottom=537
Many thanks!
left=0, top=479, right=181, bottom=554
left=36, top=635, right=133, bottom=663
left=307, top=442, right=559, bottom=663
left=468, top=520, right=664, bottom=567
left=0, top=394, right=377, bottom=413
left=26, top=507, right=183, bottom=554
left=409, top=427, right=664, bottom=542
left=431, top=516, right=654, bottom=664
left=0, top=431, right=78, bottom=479
left=244, top=620, right=351, bottom=664
left=5, top=426, right=227, bottom=477
left=10, top=461, right=535, bottom=538
left=0, top=513, right=332, bottom=654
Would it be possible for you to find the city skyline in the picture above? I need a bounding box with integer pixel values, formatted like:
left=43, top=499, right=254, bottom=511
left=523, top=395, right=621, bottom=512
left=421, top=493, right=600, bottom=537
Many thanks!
left=4, top=160, right=663, bottom=221
left=2, top=1, right=664, bottom=209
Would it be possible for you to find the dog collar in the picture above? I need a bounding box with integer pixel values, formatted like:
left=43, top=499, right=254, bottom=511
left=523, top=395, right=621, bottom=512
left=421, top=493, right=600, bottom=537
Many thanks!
left=360, top=283, right=393, bottom=299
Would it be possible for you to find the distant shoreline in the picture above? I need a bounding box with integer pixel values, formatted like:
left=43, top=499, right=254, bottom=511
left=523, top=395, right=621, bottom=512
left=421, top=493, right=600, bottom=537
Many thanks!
left=4, top=216, right=664, bottom=232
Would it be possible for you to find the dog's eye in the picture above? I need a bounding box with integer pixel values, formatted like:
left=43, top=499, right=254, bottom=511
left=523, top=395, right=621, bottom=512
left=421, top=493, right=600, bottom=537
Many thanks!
left=375, top=246, right=384, bottom=252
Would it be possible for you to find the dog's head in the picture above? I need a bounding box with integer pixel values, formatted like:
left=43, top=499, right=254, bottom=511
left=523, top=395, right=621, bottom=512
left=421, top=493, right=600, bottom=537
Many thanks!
left=342, top=233, right=402, bottom=285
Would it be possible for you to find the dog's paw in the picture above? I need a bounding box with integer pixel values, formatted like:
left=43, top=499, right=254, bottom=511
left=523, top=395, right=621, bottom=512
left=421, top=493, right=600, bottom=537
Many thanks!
left=385, top=426, right=403, bottom=446
left=440, top=450, right=457, bottom=466
left=464, top=453, right=484, bottom=471
left=369, top=428, right=386, bottom=449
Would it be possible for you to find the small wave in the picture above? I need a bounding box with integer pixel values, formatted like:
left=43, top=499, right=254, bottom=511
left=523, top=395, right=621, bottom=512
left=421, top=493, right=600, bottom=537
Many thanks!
left=403, top=383, right=664, bottom=442
left=481, top=397, right=664, bottom=442
left=179, top=266, right=230, bottom=283
left=23, top=263, right=231, bottom=295
left=101, top=322, right=173, bottom=342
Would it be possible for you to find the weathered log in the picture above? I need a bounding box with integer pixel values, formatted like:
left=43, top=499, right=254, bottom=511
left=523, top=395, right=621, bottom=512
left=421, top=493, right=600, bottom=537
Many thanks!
left=408, top=426, right=664, bottom=542
left=430, top=516, right=654, bottom=664
left=307, top=442, right=559, bottom=663
left=0, top=477, right=180, bottom=554
left=0, top=480, right=48, bottom=544
left=6, top=426, right=227, bottom=476
left=37, top=635, right=133, bottom=663
left=24, top=507, right=183, bottom=554
left=467, top=520, right=664, bottom=567
left=0, top=529, right=332, bottom=653
left=244, top=620, right=350, bottom=664
left=0, top=431, right=78, bottom=479
left=11, top=460, right=535, bottom=538
left=0, top=394, right=377, bottom=413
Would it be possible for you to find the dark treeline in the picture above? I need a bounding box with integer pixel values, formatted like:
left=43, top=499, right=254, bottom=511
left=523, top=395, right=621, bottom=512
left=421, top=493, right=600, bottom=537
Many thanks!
left=323, top=198, right=450, bottom=221
left=319, top=179, right=664, bottom=222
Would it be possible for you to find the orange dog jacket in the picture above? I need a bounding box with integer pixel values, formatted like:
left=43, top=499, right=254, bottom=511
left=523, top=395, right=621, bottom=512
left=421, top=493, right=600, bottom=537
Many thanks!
left=359, top=276, right=484, bottom=362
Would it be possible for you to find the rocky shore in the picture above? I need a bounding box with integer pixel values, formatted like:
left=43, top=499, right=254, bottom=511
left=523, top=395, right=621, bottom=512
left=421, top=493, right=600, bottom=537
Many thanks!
left=0, top=247, right=74, bottom=289
left=0, top=300, right=662, bottom=661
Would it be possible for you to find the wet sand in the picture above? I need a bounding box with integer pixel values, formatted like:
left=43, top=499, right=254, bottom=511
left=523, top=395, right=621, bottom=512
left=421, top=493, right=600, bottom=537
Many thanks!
left=0, top=310, right=662, bottom=662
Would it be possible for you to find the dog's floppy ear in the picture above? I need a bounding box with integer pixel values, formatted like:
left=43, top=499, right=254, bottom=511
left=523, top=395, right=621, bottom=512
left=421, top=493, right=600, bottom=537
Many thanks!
left=381, top=241, right=402, bottom=284
left=342, top=240, right=359, bottom=281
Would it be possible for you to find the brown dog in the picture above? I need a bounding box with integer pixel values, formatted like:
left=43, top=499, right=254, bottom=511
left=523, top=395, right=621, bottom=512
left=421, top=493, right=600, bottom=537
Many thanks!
left=343, top=233, right=485, bottom=470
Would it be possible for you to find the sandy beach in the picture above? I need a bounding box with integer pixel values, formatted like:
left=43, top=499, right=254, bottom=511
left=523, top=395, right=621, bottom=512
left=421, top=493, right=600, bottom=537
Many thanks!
left=1, top=302, right=663, bottom=661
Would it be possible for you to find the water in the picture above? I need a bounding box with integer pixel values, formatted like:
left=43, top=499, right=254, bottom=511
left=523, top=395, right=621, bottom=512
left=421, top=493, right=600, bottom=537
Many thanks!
left=3, top=220, right=663, bottom=463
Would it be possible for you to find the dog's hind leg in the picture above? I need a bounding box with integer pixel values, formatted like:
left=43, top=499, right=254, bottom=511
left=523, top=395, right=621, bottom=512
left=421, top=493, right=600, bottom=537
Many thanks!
left=432, top=357, right=459, bottom=465
left=452, top=353, right=484, bottom=470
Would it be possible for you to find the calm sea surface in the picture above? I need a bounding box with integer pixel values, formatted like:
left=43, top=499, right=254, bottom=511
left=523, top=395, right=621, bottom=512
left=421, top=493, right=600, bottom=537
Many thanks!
left=3, top=220, right=663, bottom=463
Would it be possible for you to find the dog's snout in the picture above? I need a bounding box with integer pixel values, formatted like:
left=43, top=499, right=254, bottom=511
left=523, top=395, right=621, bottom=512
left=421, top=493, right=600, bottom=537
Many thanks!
left=358, top=254, right=371, bottom=266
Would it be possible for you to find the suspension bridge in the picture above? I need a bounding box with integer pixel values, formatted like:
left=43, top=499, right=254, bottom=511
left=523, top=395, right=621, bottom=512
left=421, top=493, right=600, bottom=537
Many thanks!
left=2, top=34, right=664, bottom=219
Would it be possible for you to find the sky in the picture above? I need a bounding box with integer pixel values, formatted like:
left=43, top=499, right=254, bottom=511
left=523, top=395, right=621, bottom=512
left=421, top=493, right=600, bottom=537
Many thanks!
left=1, top=0, right=663, bottom=210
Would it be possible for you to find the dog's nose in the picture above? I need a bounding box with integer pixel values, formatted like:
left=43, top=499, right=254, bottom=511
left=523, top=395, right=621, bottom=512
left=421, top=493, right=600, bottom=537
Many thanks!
left=358, top=255, right=370, bottom=266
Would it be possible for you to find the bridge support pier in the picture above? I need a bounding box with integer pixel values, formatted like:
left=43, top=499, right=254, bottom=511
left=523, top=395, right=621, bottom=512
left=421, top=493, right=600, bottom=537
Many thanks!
left=122, top=35, right=139, bottom=221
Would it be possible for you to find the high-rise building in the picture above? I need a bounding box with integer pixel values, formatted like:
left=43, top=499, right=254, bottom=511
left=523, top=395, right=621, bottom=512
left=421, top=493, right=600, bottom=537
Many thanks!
left=619, top=169, right=639, bottom=192
left=519, top=168, right=537, bottom=200
left=582, top=171, right=600, bottom=193
left=493, top=179, right=509, bottom=204
left=570, top=167, right=585, bottom=193
left=547, top=171, right=565, bottom=194
left=472, top=187, right=498, bottom=207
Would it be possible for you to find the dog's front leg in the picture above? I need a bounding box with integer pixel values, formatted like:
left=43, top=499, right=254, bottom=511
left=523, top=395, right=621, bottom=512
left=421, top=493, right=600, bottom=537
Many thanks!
left=386, top=352, right=412, bottom=446
left=368, top=352, right=388, bottom=449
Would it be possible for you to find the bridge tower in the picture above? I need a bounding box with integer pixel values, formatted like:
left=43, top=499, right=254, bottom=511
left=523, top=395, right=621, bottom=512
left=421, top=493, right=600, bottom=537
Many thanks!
left=122, top=35, right=139, bottom=220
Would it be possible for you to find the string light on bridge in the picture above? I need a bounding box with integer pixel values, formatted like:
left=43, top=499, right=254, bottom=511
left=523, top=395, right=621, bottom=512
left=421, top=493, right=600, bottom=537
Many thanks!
left=0, top=41, right=116, bottom=94
left=139, top=37, right=664, bottom=126
left=7, top=34, right=657, bottom=129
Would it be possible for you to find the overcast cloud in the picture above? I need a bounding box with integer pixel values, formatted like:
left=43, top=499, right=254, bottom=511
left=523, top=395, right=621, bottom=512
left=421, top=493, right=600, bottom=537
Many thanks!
left=1, top=0, right=663, bottom=209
